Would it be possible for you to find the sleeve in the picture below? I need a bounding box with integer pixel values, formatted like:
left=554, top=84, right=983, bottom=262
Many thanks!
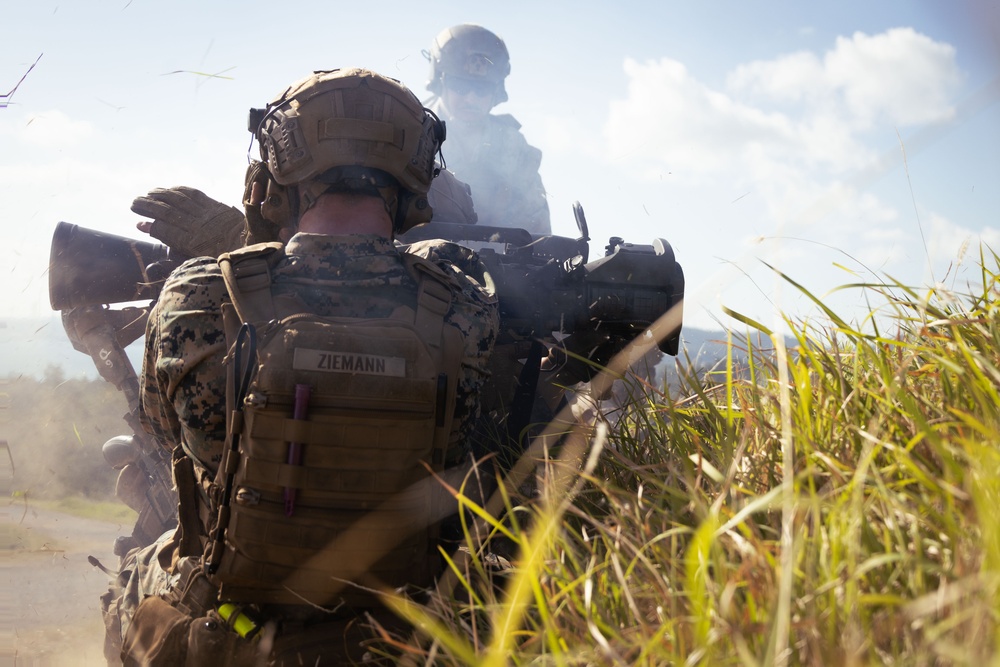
left=139, top=258, right=230, bottom=471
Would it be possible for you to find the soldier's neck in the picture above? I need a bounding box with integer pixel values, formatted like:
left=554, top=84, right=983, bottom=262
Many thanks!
left=297, top=193, right=393, bottom=237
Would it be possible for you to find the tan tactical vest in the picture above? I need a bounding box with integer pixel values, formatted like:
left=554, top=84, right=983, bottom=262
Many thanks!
left=204, top=242, right=464, bottom=607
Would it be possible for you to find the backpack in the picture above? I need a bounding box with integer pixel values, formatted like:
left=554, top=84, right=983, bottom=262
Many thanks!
left=203, top=242, right=464, bottom=606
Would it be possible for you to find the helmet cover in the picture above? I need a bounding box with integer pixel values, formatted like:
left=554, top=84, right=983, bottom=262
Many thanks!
left=255, top=68, right=446, bottom=232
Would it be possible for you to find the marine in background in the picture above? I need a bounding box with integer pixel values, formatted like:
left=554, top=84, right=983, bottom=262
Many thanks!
left=424, top=24, right=552, bottom=236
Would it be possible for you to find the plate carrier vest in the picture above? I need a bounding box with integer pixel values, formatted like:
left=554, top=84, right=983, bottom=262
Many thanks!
left=203, top=242, right=464, bottom=606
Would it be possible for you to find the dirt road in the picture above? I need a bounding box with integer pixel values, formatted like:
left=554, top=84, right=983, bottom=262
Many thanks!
left=3, top=502, right=129, bottom=666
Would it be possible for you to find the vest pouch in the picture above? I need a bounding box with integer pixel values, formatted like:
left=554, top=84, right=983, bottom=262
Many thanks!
left=122, top=596, right=193, bottom=666
left=210, top=315, right=448, bottom=606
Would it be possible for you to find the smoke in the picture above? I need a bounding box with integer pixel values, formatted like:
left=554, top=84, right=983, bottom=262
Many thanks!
left=4, top=373, right=127, bottom=501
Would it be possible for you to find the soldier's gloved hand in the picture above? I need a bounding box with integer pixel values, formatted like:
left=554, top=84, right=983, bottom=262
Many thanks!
left=242, top=160, right=283, bottom=245
left=132, top=186, right=246, bottom=258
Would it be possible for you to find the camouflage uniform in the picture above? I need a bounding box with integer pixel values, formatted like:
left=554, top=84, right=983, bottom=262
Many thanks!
left=139, top=233, right=498, bottom=475
left=427, top=99, right=551, bottom=236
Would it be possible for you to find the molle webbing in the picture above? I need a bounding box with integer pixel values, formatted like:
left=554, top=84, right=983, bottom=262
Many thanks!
left=209, top=244, right=462, bottom=606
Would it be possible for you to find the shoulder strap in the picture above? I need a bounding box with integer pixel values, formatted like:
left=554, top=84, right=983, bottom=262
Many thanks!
left=401, top=253, right=455, bottom=350
left=217, top=242, right=285, bottom=326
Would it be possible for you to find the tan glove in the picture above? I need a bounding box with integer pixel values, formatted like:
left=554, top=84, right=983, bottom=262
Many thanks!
left=131, top=186, right=246, bottom=258
left=242, top=161, right=284, bottom=245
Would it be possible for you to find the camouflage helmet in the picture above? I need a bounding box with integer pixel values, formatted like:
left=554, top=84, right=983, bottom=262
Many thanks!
left=252, top=68, right=446, bottom=233
left=427, top=24, right=510, bottom=104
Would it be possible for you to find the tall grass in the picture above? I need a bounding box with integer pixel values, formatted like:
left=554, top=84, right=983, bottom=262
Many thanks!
left=375, top=247, right=1000, bottom=666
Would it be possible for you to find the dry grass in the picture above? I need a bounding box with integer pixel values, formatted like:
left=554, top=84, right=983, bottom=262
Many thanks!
left=369, top=246, right=1000, bottom=666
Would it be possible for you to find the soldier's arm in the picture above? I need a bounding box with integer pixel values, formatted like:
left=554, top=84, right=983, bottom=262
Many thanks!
left=139, top=258, right=230, bottom=470
left=139, top=300, right=182, bottom=452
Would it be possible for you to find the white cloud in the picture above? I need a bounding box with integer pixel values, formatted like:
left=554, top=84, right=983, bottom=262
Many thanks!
left=825, top=28, right=962, bottom=127
left=605, top=47, right=908, bottom=185
left=728, top=27, right=962, bottom=129
left=727, top=50, right=828, bottom=105
left=605, top=57, right=798, bottom=179
left=601, top=27, right=967, bottom=294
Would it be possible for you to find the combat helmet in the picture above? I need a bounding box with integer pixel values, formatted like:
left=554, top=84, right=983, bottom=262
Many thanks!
left=251, top=68, right=446, bottom=234
left=427, top=24, right=510, bottom=104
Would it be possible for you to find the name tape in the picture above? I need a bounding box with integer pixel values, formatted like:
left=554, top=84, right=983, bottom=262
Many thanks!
left=293, top=348, right=407, bottom=377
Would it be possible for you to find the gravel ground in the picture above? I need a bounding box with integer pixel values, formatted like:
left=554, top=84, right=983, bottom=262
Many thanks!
left=3, top=502, right=129, bottom=666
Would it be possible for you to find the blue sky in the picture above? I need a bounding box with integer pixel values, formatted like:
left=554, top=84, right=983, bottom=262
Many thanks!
left=3, top=1, right=998, bottom=337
